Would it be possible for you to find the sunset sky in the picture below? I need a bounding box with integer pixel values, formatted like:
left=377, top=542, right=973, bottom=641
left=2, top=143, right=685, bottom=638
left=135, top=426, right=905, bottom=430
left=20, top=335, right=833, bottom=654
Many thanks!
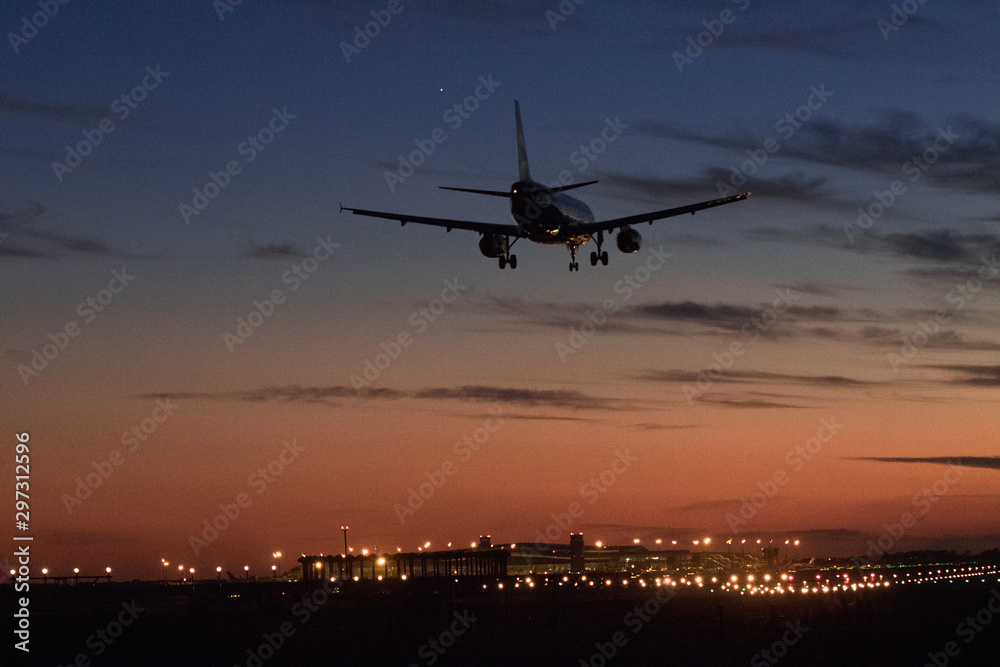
left=2, top=0, right=999, bottom=580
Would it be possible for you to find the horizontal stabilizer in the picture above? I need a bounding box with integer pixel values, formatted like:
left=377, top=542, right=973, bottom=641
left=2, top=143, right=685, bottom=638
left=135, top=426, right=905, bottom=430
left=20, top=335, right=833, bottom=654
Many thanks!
left=548, top=180, right=598, bottom=194
left=439, top=186, right=511, bottom=197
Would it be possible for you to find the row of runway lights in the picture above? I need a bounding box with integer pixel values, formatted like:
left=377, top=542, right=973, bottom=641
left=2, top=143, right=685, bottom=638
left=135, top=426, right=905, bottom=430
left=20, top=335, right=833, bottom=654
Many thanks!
left=314, top=572, right=889, bottom=595
left=322, top=568, right=999, bottom=593
left=25, top=563, right=996, bottom=586
left=892, top=564, right=1000, bottom=585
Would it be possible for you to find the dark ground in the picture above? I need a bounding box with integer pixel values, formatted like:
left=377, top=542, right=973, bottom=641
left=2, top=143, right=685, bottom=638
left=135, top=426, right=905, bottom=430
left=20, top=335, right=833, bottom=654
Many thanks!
left=6, top=576, right=1000, bottom=666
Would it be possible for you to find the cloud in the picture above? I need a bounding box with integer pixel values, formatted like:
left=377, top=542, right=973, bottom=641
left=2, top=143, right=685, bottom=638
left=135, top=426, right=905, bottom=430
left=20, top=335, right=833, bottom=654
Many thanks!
left=630, top=301, right=759, bottom=332
left=0, top=96, right=106, bottom=124
left=694, top=392, right=809, bottom=409
left=139, top=384, right=633, bottom=411
left=637, top=111, right=1000, bottom=195
left=638, top=369, right=877, bottom=388
left=928, top=365, right=1000, bottom=387
left=596, top=168, right=851, bottom=209
left=629, top=422, right=703, bottom=431
left=848, top=456, right=1000, bottom=471
left=0, top=202, right=126, bottom=259
left=246, top=242, right=309, bottom=259
left=748, top=223, right=999, bottom=267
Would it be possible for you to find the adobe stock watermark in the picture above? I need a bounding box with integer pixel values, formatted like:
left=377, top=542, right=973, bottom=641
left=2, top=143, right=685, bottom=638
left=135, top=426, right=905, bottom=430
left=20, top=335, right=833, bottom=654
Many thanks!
left=750, top=620, right=810, bottom=666
left=7, top=0, right=73, bottom=54
left=888, top=254, right=999, bottom=373
left=51, top=65, right=170, bottom=182
left=222, top=235, right=339, bottom=353
left=340, top=0, right=413, bottom=62
left=179, top=105, right=297, bottom=224
left=681, top=287, right=799, bottom=403
left=672, top=0, right=751, bottom=73
left=522, top=448, right=639, bottom=561
left=878, top=0, right=931, bottom=40
left=350, top=277, right=468, bottom=392
left=544, top=116, right=628, bottom=190
left=716, top=84, right=834, bottom=197
left=844, top=126, right=959, bottom=242
left=188, top=439, right=306, bottom=556
left=853, top=460, right=964, bottom=567
left=213, top=0, right=244, bottom=21
left=407, top=610, right=477, bottom=667
left=16, top=268, right=135, bottom=386
left=55, top=600, right=145, bottom=664
left=233, top=576, right=342, bottom=667
left=545, top=0, right=586, bottom=31
left=61, top=398, right=179, bottom=513
left=393, top=408, right=505, bottom=524
left=578, top=584, right=679, bottom=666
left=555, top=246, right=672, bottom=362
left=922, top=588, right=1000, bottom=667
left=726, top=418, right=842, bottom=533
left=383, top=75, right=501, bottom=192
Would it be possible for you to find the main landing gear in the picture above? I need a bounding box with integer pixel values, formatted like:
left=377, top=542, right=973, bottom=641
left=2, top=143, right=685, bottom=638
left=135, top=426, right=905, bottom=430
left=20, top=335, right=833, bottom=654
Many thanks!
left=581, top=231, right=609, bottom=270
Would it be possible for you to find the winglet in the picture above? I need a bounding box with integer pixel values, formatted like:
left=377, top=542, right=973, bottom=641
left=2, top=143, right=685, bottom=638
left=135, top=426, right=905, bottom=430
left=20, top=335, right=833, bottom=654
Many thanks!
left=515, top=100, right=531, bottom=182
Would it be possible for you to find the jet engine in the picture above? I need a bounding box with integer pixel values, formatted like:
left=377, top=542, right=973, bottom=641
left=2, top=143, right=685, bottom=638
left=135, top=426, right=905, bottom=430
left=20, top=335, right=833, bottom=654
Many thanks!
left=616, top=227, right=642, bottom=253
left=478, top=234, right=508, bottom=258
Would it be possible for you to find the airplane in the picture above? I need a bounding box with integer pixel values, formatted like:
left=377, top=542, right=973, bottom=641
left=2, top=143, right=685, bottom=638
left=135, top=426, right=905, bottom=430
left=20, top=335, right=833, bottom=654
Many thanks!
left=341, top=101, right=750, bottom=272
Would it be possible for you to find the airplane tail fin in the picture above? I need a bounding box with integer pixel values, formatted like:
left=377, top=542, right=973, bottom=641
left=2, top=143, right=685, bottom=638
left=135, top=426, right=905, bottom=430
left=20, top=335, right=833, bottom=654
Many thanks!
left=515, top=100, right=531, bottom=182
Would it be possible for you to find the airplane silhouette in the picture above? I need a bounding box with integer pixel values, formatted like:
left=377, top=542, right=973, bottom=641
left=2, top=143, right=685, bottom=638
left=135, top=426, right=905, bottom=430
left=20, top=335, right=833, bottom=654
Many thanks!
left=342, top=101, right=749, bottom=271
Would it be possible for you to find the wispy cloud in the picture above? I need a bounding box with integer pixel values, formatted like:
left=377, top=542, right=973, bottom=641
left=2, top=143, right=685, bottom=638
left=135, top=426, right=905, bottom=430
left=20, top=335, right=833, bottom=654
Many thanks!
left=637, top=111, right=1000, bottom=195
left=928, top=365, right=1000, bottom=387
left=245, top=242, right=309, bottom=259
left=848, top=456, right=1000, bottom=471
left=138, top=384, right=638, bottom=411
left=0, top=95, right=107, bottom=124
left=638, top=369, right=878, bottom=388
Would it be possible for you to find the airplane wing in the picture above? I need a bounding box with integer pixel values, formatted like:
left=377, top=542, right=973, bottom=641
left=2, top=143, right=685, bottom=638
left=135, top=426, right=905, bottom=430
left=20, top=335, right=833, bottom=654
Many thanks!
left=571, top=192, right=750, bottom=235
left=340, top=204, right=520, bottom=236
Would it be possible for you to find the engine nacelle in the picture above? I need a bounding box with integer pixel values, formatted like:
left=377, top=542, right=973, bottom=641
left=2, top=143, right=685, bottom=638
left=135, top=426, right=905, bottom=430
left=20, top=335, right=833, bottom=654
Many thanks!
left=478, top=234, right=508, bottom=258
left=616, top=227, right=642, bottom=254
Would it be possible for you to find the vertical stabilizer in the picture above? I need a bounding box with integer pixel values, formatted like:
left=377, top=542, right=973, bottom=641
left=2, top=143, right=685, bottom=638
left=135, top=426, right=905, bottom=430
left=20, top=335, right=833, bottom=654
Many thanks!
left=515, top=100, right=531, bottom=182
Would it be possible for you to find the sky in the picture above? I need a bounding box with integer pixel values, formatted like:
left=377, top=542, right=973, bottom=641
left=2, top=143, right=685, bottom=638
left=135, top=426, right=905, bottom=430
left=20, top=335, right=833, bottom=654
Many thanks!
left=2, top=0, right=999, bottom=580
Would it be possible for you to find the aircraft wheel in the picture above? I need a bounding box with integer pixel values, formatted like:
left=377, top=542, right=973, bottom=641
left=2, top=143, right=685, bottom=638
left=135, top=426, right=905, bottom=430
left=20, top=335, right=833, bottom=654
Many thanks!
left=509, top=255, right=517, bottom=269
left=499, top=256, right=507, bottom=269
left=590, top=251, right=598, bottom=266
left=601, top=251, right=609, bottom=266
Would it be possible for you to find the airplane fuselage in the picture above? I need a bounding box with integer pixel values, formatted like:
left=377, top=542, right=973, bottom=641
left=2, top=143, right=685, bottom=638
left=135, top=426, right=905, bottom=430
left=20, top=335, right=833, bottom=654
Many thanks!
left=509, top=179, right=594, bottom=247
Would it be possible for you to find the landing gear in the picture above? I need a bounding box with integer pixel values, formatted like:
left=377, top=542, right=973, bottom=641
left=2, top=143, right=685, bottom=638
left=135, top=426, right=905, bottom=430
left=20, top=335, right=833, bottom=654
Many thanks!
left=498, top=236, right=517, bottom=270
left=590, top=231, right=609, bottom=266
left=569, top=246, right=579, bottom=272
left=589, top=250, right=608, bottom=266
